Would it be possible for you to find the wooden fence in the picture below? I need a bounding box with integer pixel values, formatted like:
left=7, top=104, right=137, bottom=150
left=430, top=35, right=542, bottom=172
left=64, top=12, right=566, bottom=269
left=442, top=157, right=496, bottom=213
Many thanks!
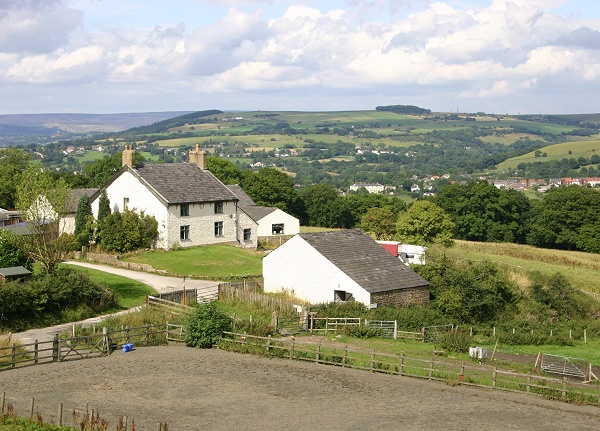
left=219, top=332, right=600, bottom=406
left=218, top=284, right=297, bottom=313
left=0, top=324, right=185, bottom=372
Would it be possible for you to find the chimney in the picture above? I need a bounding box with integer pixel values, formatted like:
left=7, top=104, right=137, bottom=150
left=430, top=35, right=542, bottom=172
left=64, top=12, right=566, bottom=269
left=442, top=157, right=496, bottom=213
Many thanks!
left=122, top=144, right=135, bottom=167
left=189, top=144, right=207, bottom=169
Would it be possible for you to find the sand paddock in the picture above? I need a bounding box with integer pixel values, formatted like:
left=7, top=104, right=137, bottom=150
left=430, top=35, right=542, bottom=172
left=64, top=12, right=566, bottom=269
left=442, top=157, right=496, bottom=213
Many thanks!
left=1, top=346, right=599, bottom=431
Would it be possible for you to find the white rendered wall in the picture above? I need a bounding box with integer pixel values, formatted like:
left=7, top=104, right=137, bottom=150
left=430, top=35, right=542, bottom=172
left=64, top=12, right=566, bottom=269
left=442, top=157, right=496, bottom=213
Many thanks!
left=263, top=235, right=370, bottom=306
left=257, top=209, right=300, bottom=237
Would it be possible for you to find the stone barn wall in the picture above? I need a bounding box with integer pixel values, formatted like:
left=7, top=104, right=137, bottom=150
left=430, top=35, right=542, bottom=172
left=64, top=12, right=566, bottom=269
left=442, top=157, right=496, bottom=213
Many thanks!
left=370, top=285, right=429, bottom=308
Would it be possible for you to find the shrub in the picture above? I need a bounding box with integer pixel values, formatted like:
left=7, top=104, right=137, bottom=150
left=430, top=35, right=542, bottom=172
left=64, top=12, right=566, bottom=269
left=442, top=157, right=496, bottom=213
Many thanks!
left=438, top=330, right=471, bottom=353
left=185, top=302, right=233, bottom=348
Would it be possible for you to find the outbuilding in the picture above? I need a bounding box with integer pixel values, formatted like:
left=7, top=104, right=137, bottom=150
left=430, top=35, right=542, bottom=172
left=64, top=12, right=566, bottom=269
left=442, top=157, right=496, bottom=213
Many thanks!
left=263, top=229, right=430, bottom=308
left=0, top=266, right=32, bottom=283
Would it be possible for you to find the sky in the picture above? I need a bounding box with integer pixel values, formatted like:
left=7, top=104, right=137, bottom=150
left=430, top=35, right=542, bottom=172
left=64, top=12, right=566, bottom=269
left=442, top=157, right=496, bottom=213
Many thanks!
left=2, top=0, right=600, bottom=115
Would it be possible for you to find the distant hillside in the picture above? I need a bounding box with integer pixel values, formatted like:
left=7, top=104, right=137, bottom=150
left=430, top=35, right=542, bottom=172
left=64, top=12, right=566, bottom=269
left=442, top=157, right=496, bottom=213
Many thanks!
left=118, top=110, right=223, bottom=135
left=0, top=111, right=194, bottom=136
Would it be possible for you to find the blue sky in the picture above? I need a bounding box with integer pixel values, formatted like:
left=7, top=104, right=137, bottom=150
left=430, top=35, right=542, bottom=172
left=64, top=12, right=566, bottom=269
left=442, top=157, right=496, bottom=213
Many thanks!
left=2, top=0, right=600, bottom=115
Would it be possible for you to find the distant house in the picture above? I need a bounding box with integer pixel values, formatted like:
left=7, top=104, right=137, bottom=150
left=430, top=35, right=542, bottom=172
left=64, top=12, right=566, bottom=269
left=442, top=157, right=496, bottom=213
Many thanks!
left=0, top=208, right=22, bottom=228
left=349, top=183, right=385, bottom=194
left=90, top=145, right=257, bottom=250
left=263, top=230, right=430, bottom=308
left=0, top=266, right=32, bottom=283
left=226, top=185, right=300, bottom=243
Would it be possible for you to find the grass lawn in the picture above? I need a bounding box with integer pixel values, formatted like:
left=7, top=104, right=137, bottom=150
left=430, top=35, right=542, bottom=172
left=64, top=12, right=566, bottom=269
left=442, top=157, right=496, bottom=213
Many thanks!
left=123, top=244, right=263, bottom=279
left=62, top=264, right=156, bottom=308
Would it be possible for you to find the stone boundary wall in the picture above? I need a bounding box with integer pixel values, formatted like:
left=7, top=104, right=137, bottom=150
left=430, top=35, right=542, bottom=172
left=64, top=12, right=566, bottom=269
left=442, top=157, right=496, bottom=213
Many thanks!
left=371, top=285, right=429, bottom=308
left=72, top=251, right=156, bottom=273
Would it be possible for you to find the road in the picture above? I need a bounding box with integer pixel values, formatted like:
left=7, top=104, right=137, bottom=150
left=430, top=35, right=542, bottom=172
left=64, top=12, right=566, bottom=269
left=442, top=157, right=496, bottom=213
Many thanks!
left=8, top=261, right=220, bottom=345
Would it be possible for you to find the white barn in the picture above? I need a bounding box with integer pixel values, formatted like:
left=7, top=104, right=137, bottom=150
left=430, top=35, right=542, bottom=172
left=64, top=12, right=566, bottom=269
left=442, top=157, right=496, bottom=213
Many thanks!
left=263, top=229, right=429, bottom=308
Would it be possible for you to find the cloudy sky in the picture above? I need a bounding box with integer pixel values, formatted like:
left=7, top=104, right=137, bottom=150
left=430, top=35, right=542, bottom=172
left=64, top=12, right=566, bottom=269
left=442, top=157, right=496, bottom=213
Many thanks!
left=2, top=0, right=600, bottom=115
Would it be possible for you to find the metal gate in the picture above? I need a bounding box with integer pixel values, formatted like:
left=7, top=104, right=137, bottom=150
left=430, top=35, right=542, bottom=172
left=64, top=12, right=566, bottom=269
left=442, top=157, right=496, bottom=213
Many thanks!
left=365, top=320, right=397, bottom=339
left=537, top=353, right=591, bottom=379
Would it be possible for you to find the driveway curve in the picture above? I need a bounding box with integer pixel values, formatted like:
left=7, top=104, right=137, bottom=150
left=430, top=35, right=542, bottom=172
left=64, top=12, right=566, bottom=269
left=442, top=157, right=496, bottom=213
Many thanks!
left=8, top=261, right=220, bottom=346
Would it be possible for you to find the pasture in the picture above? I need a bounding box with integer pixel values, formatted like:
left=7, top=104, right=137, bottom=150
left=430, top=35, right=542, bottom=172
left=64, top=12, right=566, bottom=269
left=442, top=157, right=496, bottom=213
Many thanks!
left=497, top=139, right=600, bottom=170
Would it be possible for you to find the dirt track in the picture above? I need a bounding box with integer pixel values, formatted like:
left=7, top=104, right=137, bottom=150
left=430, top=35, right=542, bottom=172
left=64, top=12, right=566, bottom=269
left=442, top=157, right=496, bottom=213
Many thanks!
left=2, top=346, right=599, bottom=431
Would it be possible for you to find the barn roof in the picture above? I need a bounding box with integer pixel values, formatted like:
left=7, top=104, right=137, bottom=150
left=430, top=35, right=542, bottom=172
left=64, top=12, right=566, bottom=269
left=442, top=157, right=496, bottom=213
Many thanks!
left=299, top=229, right=429, bottom=294
left=240, top=206, right=278, bottom=222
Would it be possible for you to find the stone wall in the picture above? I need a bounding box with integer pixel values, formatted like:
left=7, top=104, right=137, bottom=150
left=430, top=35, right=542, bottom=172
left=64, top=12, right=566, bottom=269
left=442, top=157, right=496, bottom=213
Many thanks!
left=370, top=285, right=429, bottom=308
left=74, top=252, right=157, bottom=273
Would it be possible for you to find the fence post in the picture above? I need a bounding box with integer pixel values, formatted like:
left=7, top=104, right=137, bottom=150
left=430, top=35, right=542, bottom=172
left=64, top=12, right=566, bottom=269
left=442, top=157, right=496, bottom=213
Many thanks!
left=145, top=324, right=150, bottom=346
left=266, top=335, right=271, bottom=353
left=526, top=375, right=531, bottom=393
left=343, top=346, right=348, bottom=367
left=33, top=339, right=38, bottom=364
left=166, top=321, right=169, bottom=342
left=58, top=403, right=63, bottom=426
left=400, top=354, right=405, bottom=375
left=370, top=351, right=375, bottom=373
left=29, top=397, right=35, bottom=420
left=584, top=329, right=587, bottom=343
left=102, top=327, right=111, bottom=355
left=290, top=337, right=295, bottom=360
left=492, top=367, right=497, bottom=388
left=52, top=335, right=60, bottom=362
left=429, top=359, right=434, bottom=380
left=11, top=344, right=16, bottom=368
left=421, top=327, right=425, bottom=342
left=316, top=343, right=321, bottom=364
left=562, top=376, right=567, bottom=399
left=1, top=392, right=5, bottom=415
left=272, top=311, right=279, bottom=330
left=393, top=320, right=398, bottom=340
left=126, top=326, right=131, bottom=344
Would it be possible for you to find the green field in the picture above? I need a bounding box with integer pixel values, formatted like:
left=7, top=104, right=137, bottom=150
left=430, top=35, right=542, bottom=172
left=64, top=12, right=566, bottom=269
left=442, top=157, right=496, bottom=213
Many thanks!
left=497, top=139, right=600, bottom=170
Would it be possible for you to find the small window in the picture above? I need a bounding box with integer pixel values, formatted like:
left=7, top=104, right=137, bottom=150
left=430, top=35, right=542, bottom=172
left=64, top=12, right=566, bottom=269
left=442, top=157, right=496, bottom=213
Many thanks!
left=180, top=204, right=189, bottom=217
left=272, top=223, right=284, bottom=235
left=123, top=197, right=129, bottom=210
left=214, top=221, right=223, bottom=237
left=243, top=228, right=251, bottom=241
left=214, top=201, right=224, bottom=214
left=180, top=225, right=190, bottom=240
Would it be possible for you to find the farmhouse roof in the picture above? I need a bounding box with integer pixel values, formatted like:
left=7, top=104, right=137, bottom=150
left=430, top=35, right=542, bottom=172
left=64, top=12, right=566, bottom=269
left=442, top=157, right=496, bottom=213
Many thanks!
left=66, top=188, right=98, bottom=213
left=95, top=164, right=238, bottom=205
left=299, top=229, right=429, bottom=294
left=240, top=205, right=278, bottom=222
left=226, top=184, right=257, bottom=206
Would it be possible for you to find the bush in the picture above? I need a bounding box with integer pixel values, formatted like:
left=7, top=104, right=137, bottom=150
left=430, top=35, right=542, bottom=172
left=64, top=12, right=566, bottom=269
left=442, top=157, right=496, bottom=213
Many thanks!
left=438, top=330, right=471, bottom=353
left=185, top=302, right=233, bottom=348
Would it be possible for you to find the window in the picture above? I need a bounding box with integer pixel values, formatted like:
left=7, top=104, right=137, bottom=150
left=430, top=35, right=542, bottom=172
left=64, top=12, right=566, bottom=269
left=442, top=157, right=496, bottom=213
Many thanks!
left=214, top=221, right=223, bottom=237
left=180, top=204, right=189, bottom=217
left=214, top=201, right=224, bottom=214
left=123, top=197, right=129, bottom=210
left=180, top=225, right=190, bottom=240
left=243, top=228, right=251, bottom=241
left=272, top=223, right=284, bottom=235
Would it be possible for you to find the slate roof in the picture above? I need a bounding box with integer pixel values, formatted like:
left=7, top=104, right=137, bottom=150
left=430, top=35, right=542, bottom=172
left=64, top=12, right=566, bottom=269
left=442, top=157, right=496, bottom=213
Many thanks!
left=66, top=188, right=98, bottom=213
left=97, top=163, right=239, bottom=205
left=299, top=229, right=429, bottom=294
left=241, top=206, right=278, bottom=222
left=226, top=184, right=256, bottom=206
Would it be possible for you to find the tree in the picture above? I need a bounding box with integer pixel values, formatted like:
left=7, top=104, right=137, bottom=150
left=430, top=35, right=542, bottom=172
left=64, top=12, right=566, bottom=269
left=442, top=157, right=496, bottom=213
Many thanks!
left=15, top=163, right=71, bottom=274
left=0, top=229, right=33, bottom=270
left=241, top=168, right=304, bottom=218
left=299, top=183, right=352, bottom=228
left=80, top=152, right=123, bottom=187
left=360, top=207, right=397, bottom=240
left=97, top=189, right=111, bottom=221
left=74, top=194, right=93, bottom=247
left=527, top=186, right=600, bottom=252
left=0, top=148, right=31, bottom=209
left=396, top=201, right=454, bottom=246
left=206, top=156, right=242, bottom=184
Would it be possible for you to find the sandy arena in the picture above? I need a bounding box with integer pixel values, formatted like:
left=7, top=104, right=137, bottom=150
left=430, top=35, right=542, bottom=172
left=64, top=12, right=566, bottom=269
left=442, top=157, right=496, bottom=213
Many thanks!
left=1, top=346, right=599, bottom=431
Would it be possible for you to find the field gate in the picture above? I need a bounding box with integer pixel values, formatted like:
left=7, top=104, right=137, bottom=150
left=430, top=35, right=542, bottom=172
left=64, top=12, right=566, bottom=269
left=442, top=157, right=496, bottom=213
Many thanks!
left=536, top=353, right=598, bottom=382
left=365, top=320, right=397, bottom=339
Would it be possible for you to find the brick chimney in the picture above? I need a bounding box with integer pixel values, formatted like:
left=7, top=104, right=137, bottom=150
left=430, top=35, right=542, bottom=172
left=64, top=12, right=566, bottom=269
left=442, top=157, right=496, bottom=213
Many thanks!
left=189, top=144, right=207, bottom=169
left=122, top=144, right=135, bottom=167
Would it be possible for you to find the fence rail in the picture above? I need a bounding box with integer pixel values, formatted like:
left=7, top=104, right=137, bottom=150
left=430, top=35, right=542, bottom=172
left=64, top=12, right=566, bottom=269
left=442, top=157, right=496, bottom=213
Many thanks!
left=0, top=323, right=184, bottom=372
left=219, top=332, right=600, bottom=405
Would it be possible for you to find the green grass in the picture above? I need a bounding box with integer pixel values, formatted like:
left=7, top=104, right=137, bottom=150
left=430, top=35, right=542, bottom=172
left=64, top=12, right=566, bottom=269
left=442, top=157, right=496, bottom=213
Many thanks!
left=446, top=240, right=600, bottom=295
left=62, top=263, right=156, bottom=308
left=122, top=244, right=263, bottom=279
left=497, top=139, right=600, bottom=170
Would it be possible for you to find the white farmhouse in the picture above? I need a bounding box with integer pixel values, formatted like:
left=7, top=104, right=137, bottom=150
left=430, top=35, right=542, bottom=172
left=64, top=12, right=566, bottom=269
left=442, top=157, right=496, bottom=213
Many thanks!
left=90, top=146, right=258, bottom=250
left=263, top=229, right=429, bottom=308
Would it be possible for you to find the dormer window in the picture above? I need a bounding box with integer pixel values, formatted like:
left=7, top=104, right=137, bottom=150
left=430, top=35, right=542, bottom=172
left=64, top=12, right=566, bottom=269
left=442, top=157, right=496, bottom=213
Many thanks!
left=180, top=204, right=189, bottom=217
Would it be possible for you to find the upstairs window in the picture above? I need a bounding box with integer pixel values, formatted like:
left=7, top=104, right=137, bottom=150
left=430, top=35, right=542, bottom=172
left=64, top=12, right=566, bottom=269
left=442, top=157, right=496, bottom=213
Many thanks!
left=123, top=197, right=129, bottom=210
left=214, top=201, right=224, bottom=214
left=180, top=204, right=189, bottom=217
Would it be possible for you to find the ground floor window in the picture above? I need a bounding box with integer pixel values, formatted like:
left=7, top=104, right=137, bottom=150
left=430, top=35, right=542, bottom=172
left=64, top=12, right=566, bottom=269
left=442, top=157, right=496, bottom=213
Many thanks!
left=214, top=221, right=223, bottom=237
left=334, top=290, right=354, bottom=302
left=243, top=228, right=252, bottom=241
left=272, top=223, right=284, bottom=235
left=180, top=225, right=190, bottom=240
